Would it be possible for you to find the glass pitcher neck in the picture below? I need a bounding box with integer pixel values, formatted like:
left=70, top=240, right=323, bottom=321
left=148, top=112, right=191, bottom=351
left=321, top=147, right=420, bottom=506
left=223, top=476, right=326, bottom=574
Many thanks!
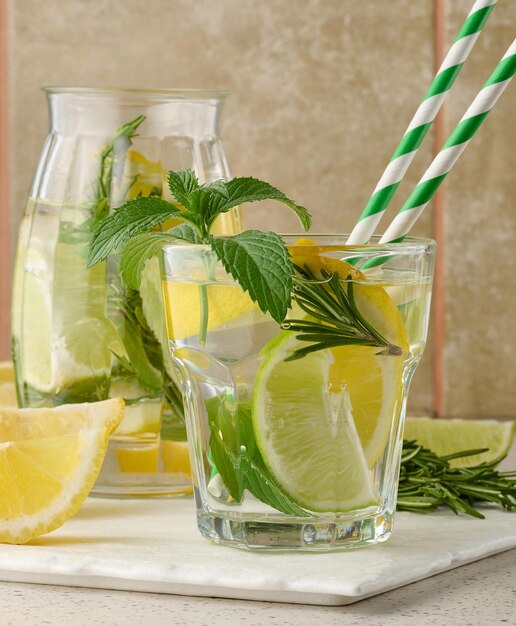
left=45, top=87, right=227, bottom=138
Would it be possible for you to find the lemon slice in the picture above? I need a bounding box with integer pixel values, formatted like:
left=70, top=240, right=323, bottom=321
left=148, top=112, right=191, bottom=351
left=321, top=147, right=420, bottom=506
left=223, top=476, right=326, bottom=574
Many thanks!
left=161, top=440, right=191, bottom=475
left=126, top=150, right=165, bottom=200
left=404, top=417, right=516, bottom=468
left=0, top=397, right=124, bottom=544
left=116, top=444, right=159, bottom=473
left=0, top=362, right=17, bottom=407
left=289, top=249, right=409, bottom=465
left=162, top=279, right=259, bottom=341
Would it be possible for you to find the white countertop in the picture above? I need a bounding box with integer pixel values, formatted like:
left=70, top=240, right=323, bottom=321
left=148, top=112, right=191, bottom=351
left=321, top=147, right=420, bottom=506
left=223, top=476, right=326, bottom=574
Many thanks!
left=2, top=445, right=515, bottom=625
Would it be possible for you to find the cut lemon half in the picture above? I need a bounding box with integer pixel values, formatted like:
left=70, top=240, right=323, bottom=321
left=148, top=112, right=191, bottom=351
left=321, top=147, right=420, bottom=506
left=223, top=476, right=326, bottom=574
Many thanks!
left=0, top=397, right=124, bottom=544
left=404, top=416, right=516, bottom=468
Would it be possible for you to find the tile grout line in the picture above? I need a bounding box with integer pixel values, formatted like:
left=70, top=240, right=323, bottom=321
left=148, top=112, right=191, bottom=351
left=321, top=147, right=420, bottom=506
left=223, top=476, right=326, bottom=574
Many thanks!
left=0, top=0, right=10, bottom=360
left=432, top=0, right=447, bottom=419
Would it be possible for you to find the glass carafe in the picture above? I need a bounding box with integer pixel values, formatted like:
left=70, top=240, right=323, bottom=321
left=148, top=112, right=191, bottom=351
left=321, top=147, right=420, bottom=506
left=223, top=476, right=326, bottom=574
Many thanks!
left=11, top=87, right=240, bottom=496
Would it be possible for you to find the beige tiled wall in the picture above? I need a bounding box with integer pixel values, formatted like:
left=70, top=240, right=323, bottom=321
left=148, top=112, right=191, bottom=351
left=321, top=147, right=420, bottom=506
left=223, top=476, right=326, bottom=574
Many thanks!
left=6, top=0, right=516, bottom=416
left=445, top=1, right=516, bottom=418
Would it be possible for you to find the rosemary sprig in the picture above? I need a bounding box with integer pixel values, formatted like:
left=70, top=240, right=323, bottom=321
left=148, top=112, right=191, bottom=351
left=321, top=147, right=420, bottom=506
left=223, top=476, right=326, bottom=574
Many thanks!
left=284, top=265, right=402, bottom=361
left=397, top=440, right=516, bottom=519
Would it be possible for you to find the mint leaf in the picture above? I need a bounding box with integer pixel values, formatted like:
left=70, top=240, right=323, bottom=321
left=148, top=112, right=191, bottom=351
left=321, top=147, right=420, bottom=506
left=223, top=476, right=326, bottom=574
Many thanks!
left=210, top=231, right=292, bottom=323
left=187, top=185, right=229, bottom=233
left=223, top=177, right=311, bottom=231
left=119, top=232, right=178, bottom=289
left=167, top=223, right=203, bottom=244
left=111, top=293, right=163, bottom=394
left=207, top=400, right=308, bottom=516
left=168, top=171, right=311, bottom=233
left=167, top=169, right=200, bottom=209
left=88, top=196, right=185, bottom=266
left=119, top=224, right=203, bottom=289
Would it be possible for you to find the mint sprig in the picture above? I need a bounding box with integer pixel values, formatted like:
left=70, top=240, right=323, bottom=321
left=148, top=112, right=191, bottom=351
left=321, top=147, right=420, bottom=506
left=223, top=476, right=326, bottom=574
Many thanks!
left=87, top=196, right=185, bottom=267
left=211, top=231, right=292, bottom=323
left=207, top=399, right=309, bottom=517
left=88, top=169, right=311, bottom=324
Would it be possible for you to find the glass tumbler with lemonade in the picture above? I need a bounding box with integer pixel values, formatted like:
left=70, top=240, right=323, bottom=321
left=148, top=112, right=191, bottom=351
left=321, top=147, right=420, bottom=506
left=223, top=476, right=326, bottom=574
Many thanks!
left=89, top=168, right=435, bottom=549
left=161, top=234, right=435, bottom=550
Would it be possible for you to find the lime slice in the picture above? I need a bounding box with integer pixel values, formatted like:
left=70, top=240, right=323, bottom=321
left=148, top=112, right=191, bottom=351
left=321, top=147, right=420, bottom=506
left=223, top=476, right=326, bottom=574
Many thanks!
left=20, top=256, right=53, bottom=393
left=404, top=417, right=516, bottom=467
left=252, top=332, right=379, bottom=513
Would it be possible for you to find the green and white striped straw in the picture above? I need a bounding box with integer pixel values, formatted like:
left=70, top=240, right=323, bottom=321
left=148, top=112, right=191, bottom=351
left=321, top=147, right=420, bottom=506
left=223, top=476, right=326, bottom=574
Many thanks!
left=347, top=0, right=497, bottom=245
left=379, top=38, right=516, bottom=244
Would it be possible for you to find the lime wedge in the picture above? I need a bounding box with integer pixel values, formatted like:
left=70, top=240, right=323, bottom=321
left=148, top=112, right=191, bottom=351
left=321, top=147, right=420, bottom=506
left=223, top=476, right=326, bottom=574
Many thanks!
left=252, top=332, right=379, bottom=513
left=404, top=417, right=516, bottom=467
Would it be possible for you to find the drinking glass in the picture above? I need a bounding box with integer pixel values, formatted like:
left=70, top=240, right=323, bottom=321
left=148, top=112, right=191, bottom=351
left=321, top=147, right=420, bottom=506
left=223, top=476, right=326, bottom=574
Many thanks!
left=161, top=236, right=435, bottom=550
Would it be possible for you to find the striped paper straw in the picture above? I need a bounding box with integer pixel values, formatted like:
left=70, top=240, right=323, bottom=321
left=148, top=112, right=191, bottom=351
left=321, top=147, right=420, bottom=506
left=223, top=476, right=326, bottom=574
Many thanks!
left=379, top=39, right=516, bottom=244
left=347, top=0, right=497, bottom=245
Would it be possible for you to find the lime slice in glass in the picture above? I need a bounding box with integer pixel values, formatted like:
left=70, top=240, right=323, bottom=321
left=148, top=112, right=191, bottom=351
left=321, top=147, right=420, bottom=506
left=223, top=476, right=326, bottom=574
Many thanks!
left=252, top=333, right=380, bottom=513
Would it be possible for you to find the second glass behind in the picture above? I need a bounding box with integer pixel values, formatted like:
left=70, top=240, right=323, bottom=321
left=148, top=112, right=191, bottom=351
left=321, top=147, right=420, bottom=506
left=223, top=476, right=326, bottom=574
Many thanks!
left=161, top=236, right=435, bottom=550
left=12, top=87, right=240, bottom=496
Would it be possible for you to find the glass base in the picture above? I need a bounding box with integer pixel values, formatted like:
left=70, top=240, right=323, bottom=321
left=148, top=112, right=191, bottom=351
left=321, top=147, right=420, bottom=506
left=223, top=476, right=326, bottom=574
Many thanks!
left=196, top=509, right=394, bottom=551
left=91, top=483, right=192, bottom=498
left=91, top=436, right=193, bottom=498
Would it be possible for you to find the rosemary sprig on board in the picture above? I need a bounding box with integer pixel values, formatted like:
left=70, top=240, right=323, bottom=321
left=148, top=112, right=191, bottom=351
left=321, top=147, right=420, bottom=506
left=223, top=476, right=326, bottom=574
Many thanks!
left=284, top=266, right=402, bottom=361
left=397, top=440, right=516, bottom=519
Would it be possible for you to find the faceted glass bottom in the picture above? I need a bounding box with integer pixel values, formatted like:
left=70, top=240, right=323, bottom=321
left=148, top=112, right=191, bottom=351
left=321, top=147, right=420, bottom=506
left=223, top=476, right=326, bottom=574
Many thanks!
left=196, top=508, right=394, bottom=551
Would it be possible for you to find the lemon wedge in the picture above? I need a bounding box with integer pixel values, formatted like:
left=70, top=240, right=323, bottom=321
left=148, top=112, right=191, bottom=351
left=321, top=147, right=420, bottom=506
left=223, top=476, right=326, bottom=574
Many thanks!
left=0, top=397, right=124, bottom=544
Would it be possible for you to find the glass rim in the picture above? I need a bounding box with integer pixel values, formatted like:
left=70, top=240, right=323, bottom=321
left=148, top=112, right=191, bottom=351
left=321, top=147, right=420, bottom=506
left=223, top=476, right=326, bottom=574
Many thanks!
left=43, top=86, right=229, bottom=102
left=162, top=234, right=436, bottom=256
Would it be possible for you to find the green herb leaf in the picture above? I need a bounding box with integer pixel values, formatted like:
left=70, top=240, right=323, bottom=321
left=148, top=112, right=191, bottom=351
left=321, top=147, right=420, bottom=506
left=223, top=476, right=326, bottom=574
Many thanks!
left=169, top=171, right=311, bottom=234
left=118, top=223, right=203, bottom=289
left=397, top=440, right=516, bottom=518
left=207, top=400, right=308, bottom=516
left=284, top=267, right=401, bottom=361
left=88, top=196, right=185, bottom=266
left=188, top=181, right=231, bottom=230
left=119, top=232, right=177, bottom=289
left=166, top=223, right=203, bottom=244
left=210, top=231, right=293, bottom=323
left=167, top=169, right=200, bottom=209
left=94, top=114, right=145, bottom=223
left=223, top=177, right=311, bottom=231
